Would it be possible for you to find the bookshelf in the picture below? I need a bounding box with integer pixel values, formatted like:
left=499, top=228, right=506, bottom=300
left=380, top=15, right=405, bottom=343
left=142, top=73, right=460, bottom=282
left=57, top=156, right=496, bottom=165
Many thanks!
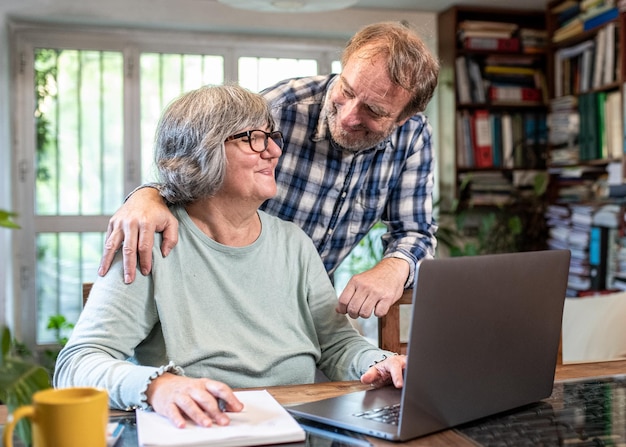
left=546, top=0, right=624, bottom=202
left=545, top=0, right=626, bottom=296
left=437, top=6, right=549, bottom=212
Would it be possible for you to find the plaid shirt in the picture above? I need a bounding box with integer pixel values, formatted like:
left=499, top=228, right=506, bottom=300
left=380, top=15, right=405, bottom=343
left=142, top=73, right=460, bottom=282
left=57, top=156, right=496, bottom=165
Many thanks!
left=260, top=75, right=437, bottom=286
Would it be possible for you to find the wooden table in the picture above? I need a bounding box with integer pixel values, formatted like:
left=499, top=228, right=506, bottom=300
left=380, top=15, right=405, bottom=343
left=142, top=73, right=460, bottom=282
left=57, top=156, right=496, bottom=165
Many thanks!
left=2, top=359, right=626, bottom=446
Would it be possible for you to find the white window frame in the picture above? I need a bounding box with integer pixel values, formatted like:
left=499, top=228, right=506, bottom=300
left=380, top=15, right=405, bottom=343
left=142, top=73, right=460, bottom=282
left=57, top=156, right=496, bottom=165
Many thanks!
left=9, top=21, right=343, bottom=350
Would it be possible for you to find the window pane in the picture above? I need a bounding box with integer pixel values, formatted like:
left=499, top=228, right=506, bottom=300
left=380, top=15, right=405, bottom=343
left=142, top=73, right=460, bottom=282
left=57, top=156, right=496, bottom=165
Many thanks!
left=36, top=232, right=103, bottom=344
left=33, top=48, right=124, bottom=345
left=238, top=57, right=318, bottom=93
left=140, top=53, right=224, bottom=182
left=332, top=60, right=342, bottom=74
left=35, top=49, right=124, bottom=216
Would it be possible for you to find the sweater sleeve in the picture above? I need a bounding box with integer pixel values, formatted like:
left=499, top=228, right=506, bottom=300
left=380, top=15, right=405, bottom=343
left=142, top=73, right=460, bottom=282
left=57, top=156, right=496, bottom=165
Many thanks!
left=53, top=251, right=183, bottom=410
left=301, top=239, right=395, bottom=381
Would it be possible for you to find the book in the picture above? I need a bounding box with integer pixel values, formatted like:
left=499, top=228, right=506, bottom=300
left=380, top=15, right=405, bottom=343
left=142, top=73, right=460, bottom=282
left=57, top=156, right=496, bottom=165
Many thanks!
left=491, top=113, right=503, bottom=167
left=603, top=22, right=617, bottom=85
left=461, top=110, right=475, bottom=167
left=136, top=390, right=306, bottom=447
left=589, top=226, right=611, bottom=290
left=605, top=90, right=622, bottom=160
left=483, top=65, right=538, bottom=76
left=458, top=20, right=518, bottom=32
left=501, top=113, right=514, bottom=168
left=472, top=110, right=493, bottom=168
left=583, top=6, right=618, bottom=31
left=463, top=37, right=520, bottom=52
left=455, top=56, right=471, bottom=104
left=467, top=57, right=486, bottom=103
left=488, top=86, right=542, bottom=103
left=552, top=18, right=584, bottom=43
left=592, top=27, right=607, bottom=89
left=550, top=0, right=579, bottom=14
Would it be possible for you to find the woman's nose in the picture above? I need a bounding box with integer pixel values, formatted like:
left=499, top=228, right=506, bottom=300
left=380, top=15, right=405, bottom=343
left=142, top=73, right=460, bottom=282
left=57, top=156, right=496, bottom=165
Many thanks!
left=263, top=138, right=282, bottom=158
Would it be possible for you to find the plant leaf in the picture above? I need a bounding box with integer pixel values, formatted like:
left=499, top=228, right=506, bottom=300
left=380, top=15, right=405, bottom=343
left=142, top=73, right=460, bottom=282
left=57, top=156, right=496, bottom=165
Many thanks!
left=1, top=326, right=10, bottom=360
left=0, top=357, right=51, bottom=403
left=0, top=357, right=50, bottom=447
left=0, top=210, right=20, bottom=229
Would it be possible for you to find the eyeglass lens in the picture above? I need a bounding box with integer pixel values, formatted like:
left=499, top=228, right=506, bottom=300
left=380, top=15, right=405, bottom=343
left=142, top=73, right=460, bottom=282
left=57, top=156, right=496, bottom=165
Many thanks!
left=249, top=130, right=284, bottom=152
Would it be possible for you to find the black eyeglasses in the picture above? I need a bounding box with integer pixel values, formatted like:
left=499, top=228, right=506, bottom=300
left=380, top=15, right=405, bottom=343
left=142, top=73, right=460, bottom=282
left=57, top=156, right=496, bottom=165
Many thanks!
left=225, top=129, right=284, bottom=153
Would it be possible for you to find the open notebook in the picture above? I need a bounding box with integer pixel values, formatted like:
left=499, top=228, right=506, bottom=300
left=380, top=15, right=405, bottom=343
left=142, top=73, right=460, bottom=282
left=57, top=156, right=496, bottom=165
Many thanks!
left=288, top=250, right=571, bottom=442
left=136, top=390, right=304, bottom=447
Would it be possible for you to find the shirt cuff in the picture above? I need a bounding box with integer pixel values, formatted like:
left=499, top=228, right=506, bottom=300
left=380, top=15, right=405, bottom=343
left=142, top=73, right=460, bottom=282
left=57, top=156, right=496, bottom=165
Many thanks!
left=124, top=183, right=164, bottom=203
left=382, top=252, right=415, bottom=289
left=136, top=361, right=185, bottom=411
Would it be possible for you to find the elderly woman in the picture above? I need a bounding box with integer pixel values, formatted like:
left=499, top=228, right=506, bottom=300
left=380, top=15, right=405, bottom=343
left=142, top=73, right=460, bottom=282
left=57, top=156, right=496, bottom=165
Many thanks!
left=54, top=84, right=405, bottom=428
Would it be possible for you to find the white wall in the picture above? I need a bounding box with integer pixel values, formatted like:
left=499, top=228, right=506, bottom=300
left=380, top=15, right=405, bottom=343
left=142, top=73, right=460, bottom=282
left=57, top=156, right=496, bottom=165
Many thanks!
left=0, top=0, right=440, bottom=328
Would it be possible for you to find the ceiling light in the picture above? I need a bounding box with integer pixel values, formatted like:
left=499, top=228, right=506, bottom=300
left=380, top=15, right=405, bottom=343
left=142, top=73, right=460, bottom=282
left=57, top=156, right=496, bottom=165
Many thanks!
left=218, top=0, right=359, bottom=13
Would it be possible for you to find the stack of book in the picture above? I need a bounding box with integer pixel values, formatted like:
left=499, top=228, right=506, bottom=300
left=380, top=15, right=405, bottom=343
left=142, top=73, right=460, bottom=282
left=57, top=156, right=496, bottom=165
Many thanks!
left=546, top=202, right=621, bottom=296
left=458, top=20, right=520, bottom=51
left=458, top=171, right=514, bottom=207
left=520, top=28, right=548, bottom=53
left=484, top=64, right=544, bottom=105
left=548, top=165, right=609, bottom=202
left=547, top=95, right=580, bottom=165
left=552, top=0, right=619, bottom=43
left=455, top=53, right=547, bottom=107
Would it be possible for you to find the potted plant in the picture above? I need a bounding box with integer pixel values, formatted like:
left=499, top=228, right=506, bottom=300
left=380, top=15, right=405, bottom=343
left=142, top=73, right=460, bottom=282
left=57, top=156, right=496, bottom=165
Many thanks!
left=437, top=172, right=549, bottom=257
left=0, top=210, right=51, bottom=446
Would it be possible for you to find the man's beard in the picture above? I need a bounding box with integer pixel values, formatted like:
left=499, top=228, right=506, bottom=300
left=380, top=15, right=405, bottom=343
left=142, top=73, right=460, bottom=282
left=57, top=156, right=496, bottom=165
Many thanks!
left=325, top=102, right=397, bottom=153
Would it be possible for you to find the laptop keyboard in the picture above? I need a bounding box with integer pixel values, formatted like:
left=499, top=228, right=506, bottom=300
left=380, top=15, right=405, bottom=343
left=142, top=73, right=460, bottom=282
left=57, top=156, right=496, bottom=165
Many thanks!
left=353, top=403, right=401, bottom=425
left=459, top=376, right=626, bottom=447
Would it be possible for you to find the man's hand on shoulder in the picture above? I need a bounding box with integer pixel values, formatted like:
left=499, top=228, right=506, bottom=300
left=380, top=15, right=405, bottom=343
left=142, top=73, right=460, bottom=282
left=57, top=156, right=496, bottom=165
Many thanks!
left=98, top=186, right=179, bottom=283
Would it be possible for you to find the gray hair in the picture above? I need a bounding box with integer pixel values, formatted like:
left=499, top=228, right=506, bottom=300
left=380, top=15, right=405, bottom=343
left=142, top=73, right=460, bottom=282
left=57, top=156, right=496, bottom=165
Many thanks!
left=341, top=21, right=440, bottom=119
left=155, top=84, right=275, bottom=204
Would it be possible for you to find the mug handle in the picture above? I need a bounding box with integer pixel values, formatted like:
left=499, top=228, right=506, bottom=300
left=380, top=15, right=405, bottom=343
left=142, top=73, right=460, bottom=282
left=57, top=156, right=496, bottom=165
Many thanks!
left=3, top=406, right=35, bottom=447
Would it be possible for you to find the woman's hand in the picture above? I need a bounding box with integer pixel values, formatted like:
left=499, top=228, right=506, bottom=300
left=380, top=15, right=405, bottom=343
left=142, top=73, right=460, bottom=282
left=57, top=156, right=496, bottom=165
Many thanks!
left=145, top=373, right=244, bottom=428
left=360, top=354, right=407, bottom=389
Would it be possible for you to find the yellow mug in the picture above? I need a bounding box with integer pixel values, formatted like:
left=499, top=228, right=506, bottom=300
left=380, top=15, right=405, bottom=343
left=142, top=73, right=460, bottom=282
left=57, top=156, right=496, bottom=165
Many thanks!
left=3, top=387, right=109, bottom=447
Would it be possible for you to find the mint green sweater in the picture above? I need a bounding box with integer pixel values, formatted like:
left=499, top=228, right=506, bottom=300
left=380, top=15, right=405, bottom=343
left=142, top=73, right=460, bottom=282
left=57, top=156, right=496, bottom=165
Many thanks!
left=54, top=208, right=392, bottom=410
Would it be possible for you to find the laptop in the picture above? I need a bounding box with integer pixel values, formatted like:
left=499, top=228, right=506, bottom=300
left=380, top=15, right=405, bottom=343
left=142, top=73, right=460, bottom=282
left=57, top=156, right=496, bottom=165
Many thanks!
left=288, top=249, right=571, bottom=442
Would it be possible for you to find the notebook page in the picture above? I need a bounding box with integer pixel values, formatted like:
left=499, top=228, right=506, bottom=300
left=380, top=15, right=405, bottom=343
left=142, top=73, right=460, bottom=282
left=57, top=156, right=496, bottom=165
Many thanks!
left=136, top=389, right=305, bottom=447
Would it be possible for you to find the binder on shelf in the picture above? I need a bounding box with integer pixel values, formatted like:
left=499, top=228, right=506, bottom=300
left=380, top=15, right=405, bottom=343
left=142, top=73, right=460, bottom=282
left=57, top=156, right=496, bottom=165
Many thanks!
left=589, top=226, right=610, bottom=290
left=472, top=110, right=494, bottom=168
left=578, top=92, right=602, bottom=161
left=491, top=113, right=503, bottom=168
